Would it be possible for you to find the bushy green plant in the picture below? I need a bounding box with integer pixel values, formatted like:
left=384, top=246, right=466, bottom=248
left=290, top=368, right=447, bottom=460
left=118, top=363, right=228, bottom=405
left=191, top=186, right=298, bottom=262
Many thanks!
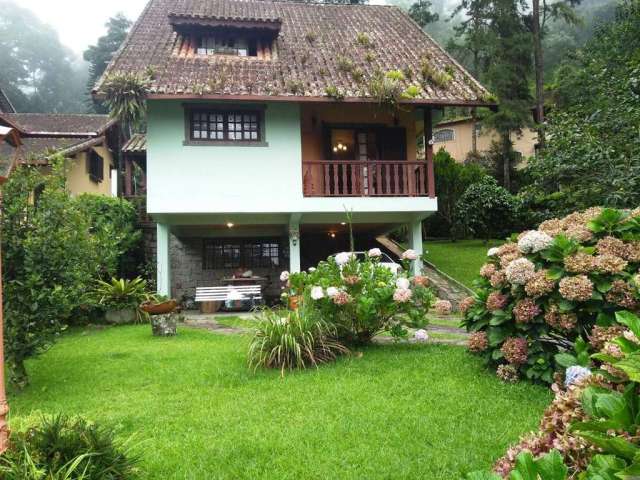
left=94, top=277, right=150, bottom=322
left=281, top=250, right=434, bottom=344
left=1, top=161, right=101, bottom=388
left=462, top=207, right=640, bottom=384
left=0, top=414, right=140, bottom=479
left=455, top=176, right=519, bottom=241
left=248, top=306, right=349, bottom=373
left=468, top=450, right=567, bottom=480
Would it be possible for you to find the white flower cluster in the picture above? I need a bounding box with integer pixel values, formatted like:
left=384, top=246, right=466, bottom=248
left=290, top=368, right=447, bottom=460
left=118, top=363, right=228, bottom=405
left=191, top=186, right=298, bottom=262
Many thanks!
left=414, top=329, right=429, bottom=342
left=326, top=287, right=339, bottom=298
left=280, top=271, right=289, bottom=282
left=505, top=258, right=536, bottom=285
left=564, top=365, right=591, bottom=387
left=517, top=230, right=554, bottom=254
left=368, top=248, right=382, bottom=257
left=487, top=247, right=500, bottom=257
left=396, top=277, right=410, bottom=289
left=310, top=286, right=324, bottom=300
left=402, top=249, right=419, bottom=260
left=335, top=252, right=354, bottom=265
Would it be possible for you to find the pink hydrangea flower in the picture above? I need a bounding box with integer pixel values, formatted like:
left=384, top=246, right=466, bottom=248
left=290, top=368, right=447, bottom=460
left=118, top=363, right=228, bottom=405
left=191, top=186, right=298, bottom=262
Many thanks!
left=402, top=249, right=419, bottom=260
left=393, top=288, right=413, bottom=303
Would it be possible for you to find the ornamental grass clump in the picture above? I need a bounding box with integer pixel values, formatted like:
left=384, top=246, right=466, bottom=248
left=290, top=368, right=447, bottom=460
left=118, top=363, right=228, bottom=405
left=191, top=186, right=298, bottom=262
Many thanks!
left=463, top=207, right=640, bottom=384
left=248, top=307, right=349, bottom=373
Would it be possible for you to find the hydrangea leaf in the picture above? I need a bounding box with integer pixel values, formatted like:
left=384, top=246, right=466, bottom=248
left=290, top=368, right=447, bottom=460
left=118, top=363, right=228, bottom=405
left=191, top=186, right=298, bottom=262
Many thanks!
left=534, top=449, right=568, bottom=480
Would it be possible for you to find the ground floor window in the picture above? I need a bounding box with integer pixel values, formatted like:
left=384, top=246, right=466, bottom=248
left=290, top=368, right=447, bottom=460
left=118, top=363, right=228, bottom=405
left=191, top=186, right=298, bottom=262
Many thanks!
left=202, top=238, right=288, bottom=270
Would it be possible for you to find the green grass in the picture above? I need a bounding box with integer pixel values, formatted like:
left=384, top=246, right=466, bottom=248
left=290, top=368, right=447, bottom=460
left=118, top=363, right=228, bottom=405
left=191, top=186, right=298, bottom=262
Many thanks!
left=9, top=325, right=551, bottom=479
left=214, top=315, right=258, bottom=330
left=424, top=239, right=504, bottom=288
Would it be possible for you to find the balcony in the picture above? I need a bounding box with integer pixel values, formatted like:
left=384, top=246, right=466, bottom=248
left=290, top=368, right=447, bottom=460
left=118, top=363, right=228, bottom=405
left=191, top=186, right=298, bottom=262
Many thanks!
left=302, top=160, right=435, bottom=198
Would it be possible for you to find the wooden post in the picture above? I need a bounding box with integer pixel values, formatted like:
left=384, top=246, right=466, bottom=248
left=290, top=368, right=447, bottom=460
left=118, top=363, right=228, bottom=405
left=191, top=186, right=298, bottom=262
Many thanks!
left=424, top=107, right=435, bottom=198
left=0, top=180, right=9, bottom=453
left=123, top=155, right=133, bottom=197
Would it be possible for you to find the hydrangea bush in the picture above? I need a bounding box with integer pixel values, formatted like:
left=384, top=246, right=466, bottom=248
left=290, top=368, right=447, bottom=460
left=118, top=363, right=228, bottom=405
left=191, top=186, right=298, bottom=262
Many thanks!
left=462, top=207, right=640, bottom=383
left=280, top=249, right=435, bottom=344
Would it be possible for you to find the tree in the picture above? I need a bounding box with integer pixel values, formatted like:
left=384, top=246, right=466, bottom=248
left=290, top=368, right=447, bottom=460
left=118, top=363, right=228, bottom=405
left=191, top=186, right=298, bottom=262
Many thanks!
left=455, top=176, right=518, bottom=241
left=482, top=0, right=533, bottom=192
left=1, top=160, right=99, bottom=388
left=449, top=0, right=492, bottom=78
left=430, top=148, right=486, bottom=239
left=83, top=14, right=132, bottom=113
left=521, top=0, right=640, bottom=218
left=0, top=1, right=88, bottom=113
left=408, top=0, right=440, bottom=28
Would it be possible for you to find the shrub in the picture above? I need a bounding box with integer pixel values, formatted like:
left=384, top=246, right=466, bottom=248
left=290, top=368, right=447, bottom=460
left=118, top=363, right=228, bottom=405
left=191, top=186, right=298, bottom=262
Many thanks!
left=455, top=176, right=518, bottom=241
left=248, top=306, right=349, bottom=373
left=0, top=414, right=140, bottom=479
left=468, top=310, right=640, bottom=479
left=462, top=207, right=640, bottom=384
left=94, top=277, right=151, bottom=323
left=281, top=250, right=435, bottom=344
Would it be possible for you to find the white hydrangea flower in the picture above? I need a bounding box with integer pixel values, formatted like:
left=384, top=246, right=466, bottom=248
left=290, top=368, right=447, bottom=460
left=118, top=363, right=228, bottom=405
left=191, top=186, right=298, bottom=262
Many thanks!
left=487, top=247, right=500, bottom=257
left=335, top=252, right=353, bottom=266
left=308, top=267, right=316, bottom=272
left=326, top=287, right=339, bottom=298
left=564, top=365, right=591, bottom=387
left=279, top=271, right=290, bottom=282
left=396, top=277, right=410, bottom=289
left=518, top=230, right=554, bottom=254
left=310, top=286, right=324, bottom=300
left=505, top=258, right=536, bottom=285
left=414, top=329, right=429, bottom=342
left=368, top=248, right=382, bottom=257
left=402, top=249, right=419, bottom=260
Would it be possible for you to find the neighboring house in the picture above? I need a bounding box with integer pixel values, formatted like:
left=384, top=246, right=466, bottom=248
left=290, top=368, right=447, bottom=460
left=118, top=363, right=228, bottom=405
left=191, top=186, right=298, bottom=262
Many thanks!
left=95, top=0, right=493, bottom=300
left=0, top=112, right=117, bottom=196
left=432, top=117, right=538, bottom=163
left=0, top=125, right=20, bottom=183
left=0, top=88, right=15, bottom=114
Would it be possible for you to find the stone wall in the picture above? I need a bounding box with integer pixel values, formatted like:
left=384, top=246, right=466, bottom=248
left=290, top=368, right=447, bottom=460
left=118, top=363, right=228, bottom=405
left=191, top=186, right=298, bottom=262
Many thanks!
left=169, top=235, right=283, bottom=302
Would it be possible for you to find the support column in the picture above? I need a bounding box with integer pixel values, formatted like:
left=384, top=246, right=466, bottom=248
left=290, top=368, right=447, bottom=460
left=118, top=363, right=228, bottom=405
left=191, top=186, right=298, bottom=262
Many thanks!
left=156, top=223, right=171, bottom=297
left=289, top=214, right=301, bottom=273
left=409, top=218, right=424, bottom=276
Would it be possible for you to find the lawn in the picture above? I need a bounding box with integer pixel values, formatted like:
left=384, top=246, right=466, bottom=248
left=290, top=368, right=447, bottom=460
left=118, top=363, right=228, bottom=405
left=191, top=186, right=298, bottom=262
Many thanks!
left=8, top=325, right=551, bottom=479
left=424, top=239, right=504, bottom=288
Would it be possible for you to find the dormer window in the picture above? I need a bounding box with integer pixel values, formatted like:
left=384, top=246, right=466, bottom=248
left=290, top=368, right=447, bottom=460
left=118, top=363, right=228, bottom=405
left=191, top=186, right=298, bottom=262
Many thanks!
left=197, top=35, right=258, bottom=57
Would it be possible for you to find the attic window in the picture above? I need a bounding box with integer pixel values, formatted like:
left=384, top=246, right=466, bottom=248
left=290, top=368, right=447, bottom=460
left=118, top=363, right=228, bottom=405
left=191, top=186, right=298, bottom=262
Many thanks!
left=433, top=129, right=455, bottom=143
left=197, top=35, right=258, bottom=57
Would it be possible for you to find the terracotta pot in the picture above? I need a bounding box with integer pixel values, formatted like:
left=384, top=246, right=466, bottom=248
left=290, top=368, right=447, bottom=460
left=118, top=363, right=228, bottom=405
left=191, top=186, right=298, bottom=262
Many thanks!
left=289, top=295, right=301, bottom=310
left=140, top=299, right=178, bottom=315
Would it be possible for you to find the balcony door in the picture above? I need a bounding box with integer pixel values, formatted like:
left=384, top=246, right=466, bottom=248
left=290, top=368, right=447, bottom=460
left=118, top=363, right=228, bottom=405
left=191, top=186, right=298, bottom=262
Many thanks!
left=324, top=126, right=406, bottom=196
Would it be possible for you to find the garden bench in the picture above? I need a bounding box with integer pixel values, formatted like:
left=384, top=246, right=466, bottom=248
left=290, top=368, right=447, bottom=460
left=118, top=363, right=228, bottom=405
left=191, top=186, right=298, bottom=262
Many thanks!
left=195, top=285, right=263, bottom=311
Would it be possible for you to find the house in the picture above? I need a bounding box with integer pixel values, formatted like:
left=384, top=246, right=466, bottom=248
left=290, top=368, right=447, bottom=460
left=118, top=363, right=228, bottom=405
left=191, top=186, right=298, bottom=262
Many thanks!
left=0, top=112, right=117, bottom=196
left=432, top=117, right=538, bottom=163
left=95, top=0, right=493, bottom=300
left=0, top=87, right=15, bottom=114
left=0, top=125, right=20, bottom=183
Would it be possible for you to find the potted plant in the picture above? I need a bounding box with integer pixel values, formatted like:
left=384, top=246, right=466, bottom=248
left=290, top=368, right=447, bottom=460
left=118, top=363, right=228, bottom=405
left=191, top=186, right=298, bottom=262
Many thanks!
left=95, top=277, right=150, bottom=324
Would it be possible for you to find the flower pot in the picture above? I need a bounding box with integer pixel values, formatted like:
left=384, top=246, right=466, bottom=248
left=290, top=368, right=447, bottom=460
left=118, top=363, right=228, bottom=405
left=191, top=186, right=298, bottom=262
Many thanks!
left=105, top=308, right=136, bottom=325
left=151, top=313, right=177, bottom=336
left=140, top=299, right=178, bottom=315
left=289, top=295, right=301, bottom=311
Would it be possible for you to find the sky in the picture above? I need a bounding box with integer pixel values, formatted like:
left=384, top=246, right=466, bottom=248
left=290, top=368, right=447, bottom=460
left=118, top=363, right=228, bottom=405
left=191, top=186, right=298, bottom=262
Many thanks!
left=18, top=0, right=150, bottom=55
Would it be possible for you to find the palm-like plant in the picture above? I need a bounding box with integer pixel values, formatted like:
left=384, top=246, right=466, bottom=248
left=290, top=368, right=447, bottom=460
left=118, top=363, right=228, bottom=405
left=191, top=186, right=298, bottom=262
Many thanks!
left=94, top=277, right=150, bottom=322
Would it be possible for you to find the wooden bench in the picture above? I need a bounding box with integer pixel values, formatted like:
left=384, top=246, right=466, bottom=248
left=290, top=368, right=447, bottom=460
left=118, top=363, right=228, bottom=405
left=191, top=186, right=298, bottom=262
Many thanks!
left=195, top=285, right=263, bottom=311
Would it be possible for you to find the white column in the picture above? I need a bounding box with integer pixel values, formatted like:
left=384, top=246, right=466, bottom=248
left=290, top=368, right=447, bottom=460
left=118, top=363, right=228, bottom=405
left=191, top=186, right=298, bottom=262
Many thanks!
left=409, top=218, right=424, bottom=276
left=289, top=215, right=301, bottom=273
left=156, top=223, right=171, bottom=297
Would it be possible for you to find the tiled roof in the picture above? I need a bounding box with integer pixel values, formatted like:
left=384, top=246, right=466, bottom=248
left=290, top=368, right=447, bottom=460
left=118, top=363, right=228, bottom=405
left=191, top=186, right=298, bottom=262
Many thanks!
left=122, top=133, right=147, bottom=153
left=0, top=88, right=15, bottom=114
left=96, top=0, right=491, bottom=105
left=0, top=113, right=113, bottom=136
left=0, top=136, right=96, bottom=163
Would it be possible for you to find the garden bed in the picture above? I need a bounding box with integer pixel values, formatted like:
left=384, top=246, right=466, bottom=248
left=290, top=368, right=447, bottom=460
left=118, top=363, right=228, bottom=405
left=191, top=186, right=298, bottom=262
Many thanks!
left=9, top=325, right=551, bottom=479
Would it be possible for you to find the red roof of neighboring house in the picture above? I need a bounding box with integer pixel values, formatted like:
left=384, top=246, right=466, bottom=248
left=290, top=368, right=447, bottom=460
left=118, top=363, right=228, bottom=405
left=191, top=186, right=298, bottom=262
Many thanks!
left=95, top=0, right=491, bottom=106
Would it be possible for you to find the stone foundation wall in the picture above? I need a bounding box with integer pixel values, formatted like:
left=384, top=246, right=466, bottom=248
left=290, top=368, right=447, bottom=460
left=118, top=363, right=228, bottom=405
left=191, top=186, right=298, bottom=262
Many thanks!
left=169, top=235, right=283, bottom=302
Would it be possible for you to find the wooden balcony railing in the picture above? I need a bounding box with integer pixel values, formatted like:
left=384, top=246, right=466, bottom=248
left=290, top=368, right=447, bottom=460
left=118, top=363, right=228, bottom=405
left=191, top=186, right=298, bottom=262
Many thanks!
left=302, top=160, right=435, bottom=198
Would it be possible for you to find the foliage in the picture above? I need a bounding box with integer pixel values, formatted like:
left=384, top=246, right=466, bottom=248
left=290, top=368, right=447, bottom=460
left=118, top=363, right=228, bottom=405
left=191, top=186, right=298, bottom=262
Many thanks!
left=324, top=85, right=345, bottom=101
left=10, top=325, right=552, bottom=478
left=248, top=306, right=349, bottom=373
left=367, top=71, right=406, bottom=111
left=0, top=414, right=140, bottom=479
left=1, top=161, right=99, bottom=389
left=408, top=0, right=440, bottom=27
left=102, top=72, right=151, bottom=136
left=462, top=207, right=640, bottom=384
left=521, top=0, right=640, bottom=218
left=280, top=251, right=434, bottom=345
left=76, top=194, right=142, bottom=280
left=0, top=1, right=88, bottom=113
left=455, top=176, right=518, bottom=240
left=83, top=14, right=132, bottom=113
left=94, top=277, right=151, bottom=322
left=425, top=148, right=486, bottom=238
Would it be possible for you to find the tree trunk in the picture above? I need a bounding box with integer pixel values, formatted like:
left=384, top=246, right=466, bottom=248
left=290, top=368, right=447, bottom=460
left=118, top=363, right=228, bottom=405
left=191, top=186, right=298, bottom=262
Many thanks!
left=532, top=0, right=545, bottom=149
left=502, top=133, right=511, bottom=192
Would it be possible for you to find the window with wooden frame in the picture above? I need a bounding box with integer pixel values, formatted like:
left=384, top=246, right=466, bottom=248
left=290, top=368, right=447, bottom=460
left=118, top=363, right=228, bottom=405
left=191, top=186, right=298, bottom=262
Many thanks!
left=185, top=106, right=266, bottom=146
left=433, top=128, right=455, bottom=143
left=87, top=150, right=104, bottom=183
left=203, top=238, right=287, bottom=270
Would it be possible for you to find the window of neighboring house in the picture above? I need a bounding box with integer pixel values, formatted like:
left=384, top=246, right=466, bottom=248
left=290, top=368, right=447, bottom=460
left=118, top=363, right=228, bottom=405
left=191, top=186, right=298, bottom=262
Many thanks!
left=196, top=36, right=258, bottom=57
left=433, top=129, right=455, bottom=143
left=186, top=107, right=265, bottom=145
left=87, top=151, right=104, bottom=183
left=202, top=238, right=287, bottom=270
